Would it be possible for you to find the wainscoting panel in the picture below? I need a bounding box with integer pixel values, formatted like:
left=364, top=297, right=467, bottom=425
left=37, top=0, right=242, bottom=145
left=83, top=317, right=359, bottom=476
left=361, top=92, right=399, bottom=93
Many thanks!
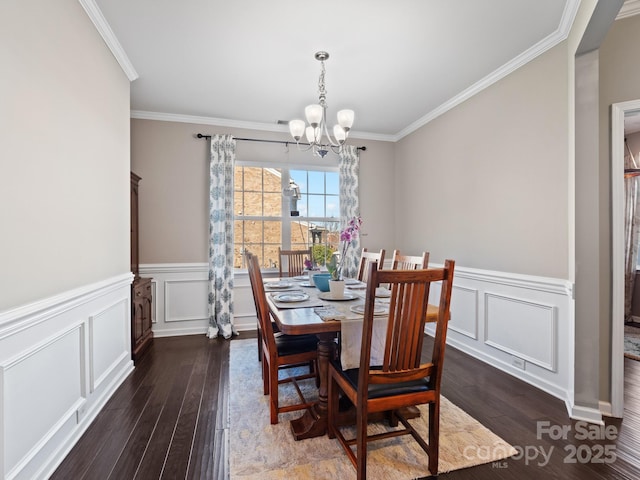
left=2, top=325, right=83, bottom=479
left=447, top=285, right=479, bottom=340
left=165, top=279, right=208, bottom=323
left=89, top=298, right=129, bottom=393
left=0, top=273, right=133, bottom=480
left=485, top=293, right=556, bottom=371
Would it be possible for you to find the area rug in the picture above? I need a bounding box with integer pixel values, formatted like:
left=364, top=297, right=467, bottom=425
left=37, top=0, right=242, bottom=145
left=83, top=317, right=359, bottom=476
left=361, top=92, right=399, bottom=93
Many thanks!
left=625, top=325, right=640, bottom=361
left=229, top=339, right=517, bottom=479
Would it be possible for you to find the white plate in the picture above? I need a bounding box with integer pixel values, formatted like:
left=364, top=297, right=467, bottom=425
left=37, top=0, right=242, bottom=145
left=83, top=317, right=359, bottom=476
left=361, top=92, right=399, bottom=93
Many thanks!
left=272, top=292, right=310, bottom=303
left=345, top=278, right=363, bottom=286
left=293, top=275, right=308, bottom=281
left=265, top=282, right=295, bottom=290
left=375, top=288, right=391, bottom=298
left=299, top=282, right=315, bottom=288
left=350, top=304, right=389, bottom=316
left=318, top=292, right=359, bottom=301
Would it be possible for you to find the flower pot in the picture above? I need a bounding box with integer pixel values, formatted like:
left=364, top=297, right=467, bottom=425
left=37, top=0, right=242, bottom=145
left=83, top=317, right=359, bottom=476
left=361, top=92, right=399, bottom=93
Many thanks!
left=329, top=279, right=345, bottom=298
left=312, top=273, right=332, bottom=292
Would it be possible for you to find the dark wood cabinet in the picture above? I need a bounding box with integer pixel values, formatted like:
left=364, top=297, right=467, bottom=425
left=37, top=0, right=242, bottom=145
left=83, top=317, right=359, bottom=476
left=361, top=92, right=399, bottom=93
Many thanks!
left=131, top=172, right=153, bottom=362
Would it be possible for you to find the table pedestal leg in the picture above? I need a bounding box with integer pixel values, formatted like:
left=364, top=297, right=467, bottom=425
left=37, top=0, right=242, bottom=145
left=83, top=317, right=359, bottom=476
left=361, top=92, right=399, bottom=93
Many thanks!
left=290, top=332, right=334, bottom=440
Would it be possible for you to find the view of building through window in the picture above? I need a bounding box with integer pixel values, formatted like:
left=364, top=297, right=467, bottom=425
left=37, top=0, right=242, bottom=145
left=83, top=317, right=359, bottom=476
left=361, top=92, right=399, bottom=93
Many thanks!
left=234, top=165, right=340, bottom=270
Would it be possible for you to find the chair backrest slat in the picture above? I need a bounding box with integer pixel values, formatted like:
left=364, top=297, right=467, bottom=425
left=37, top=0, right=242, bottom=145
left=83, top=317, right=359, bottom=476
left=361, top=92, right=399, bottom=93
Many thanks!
left=278, top=247, right=312, bottom=278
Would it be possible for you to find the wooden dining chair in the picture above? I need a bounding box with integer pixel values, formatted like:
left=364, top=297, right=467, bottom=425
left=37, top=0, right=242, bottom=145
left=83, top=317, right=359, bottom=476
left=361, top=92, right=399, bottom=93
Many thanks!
left=390, top=249, right=430, bottom=270
left=356, top=248, right=385, bottom=281
left=278, top=247, right=312, bottom=278
left=327, top=260, right=455, bottom=479
left=245, top=251, right=319, bottom=424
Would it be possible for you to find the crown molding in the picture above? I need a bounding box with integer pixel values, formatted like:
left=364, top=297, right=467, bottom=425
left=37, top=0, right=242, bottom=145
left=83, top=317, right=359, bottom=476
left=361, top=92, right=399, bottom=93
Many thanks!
left=395, top=0, right=580, bottom=140
left=129, top=111, right=397, bottom=143
left=78, top=0, right=138, bottom=81
left=617, top=0, right=640, bottom=19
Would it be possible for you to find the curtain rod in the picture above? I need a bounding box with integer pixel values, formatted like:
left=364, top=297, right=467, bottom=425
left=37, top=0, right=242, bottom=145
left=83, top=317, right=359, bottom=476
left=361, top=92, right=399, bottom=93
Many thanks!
left=196, top=133, right=366, bottom=151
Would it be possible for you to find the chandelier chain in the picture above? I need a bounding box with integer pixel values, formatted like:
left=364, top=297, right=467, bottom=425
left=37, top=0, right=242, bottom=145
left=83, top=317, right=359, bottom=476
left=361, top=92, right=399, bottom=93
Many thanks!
left=318, top=59, right=327, bottom=108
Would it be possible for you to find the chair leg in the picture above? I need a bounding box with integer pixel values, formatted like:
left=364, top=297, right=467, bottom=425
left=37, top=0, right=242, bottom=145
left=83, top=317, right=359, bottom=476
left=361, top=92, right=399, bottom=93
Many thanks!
left=428, top=400, right=440, bottom=475
left=270, top=360, right=279, bottom=424
left=356, top=404, right=368, bottom=480
left=387, top=410, right=399, bottom=427
left=327, top=371, right=338, bottom=439
left=257, top=322, right=262, bottom=361
left=262, top=352, right=269, bottom=396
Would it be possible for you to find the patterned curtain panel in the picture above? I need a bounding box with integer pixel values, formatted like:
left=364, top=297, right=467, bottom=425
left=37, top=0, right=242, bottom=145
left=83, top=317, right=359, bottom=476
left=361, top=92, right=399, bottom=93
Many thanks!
left=339, top=145, right=360, bottom=279
left=624, top=156, right=640, bottom=322
left=208, top=134, right=237, bottom=339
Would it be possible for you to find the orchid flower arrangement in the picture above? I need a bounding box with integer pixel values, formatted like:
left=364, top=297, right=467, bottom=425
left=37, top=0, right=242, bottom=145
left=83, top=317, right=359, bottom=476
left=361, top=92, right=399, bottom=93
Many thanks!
left=327, top=216, right=363, bottom=280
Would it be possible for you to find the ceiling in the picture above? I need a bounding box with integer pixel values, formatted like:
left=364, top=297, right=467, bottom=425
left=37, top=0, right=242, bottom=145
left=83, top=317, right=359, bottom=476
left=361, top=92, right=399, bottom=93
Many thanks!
left=92, top=0, right=586, bottom=141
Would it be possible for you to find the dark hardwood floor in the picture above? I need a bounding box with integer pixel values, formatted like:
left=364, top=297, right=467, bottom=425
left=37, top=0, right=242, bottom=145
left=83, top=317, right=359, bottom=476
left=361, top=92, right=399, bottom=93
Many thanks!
left=51, top=332, right=640, bottom=480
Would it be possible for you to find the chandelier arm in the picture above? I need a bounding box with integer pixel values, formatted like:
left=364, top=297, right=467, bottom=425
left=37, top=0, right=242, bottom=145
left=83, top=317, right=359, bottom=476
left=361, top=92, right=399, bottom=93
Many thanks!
left=320, top=105, right=340, bottom=148
left=293, top=140, right=315, bottom=153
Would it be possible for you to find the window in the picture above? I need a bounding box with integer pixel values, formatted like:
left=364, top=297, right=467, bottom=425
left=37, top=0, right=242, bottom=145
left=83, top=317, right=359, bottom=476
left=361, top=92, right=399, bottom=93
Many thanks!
left=234, top=165, right=340, bottom=269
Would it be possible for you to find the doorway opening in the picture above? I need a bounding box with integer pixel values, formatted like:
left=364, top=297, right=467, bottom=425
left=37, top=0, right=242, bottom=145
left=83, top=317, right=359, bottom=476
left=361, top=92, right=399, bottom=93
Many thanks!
left=611, top=99, right=640, bottom=417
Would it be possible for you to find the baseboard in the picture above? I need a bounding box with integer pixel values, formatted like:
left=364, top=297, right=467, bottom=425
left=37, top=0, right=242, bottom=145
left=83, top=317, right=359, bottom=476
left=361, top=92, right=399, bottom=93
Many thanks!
left=599, top=400, right=614, bottom=418
left=569, top=404, right=604, bottom=425
left=444, top=333, right=569, bottom=403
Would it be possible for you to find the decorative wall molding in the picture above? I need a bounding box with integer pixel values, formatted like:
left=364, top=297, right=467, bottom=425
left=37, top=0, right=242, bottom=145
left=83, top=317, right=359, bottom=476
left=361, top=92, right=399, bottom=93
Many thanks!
left=447, top=285, right=479, bottom=340
left=78, top=0, right=138, bottom=81
left=164, top=279, right=208, bottom=323
left=617, top=0, right=640, bottom=19
left=484, top=293, right=556, bottom=371
left=0, top=273, right=133, bottom=340
left=88, top=298, right=130, bottom=393
left=0, top=274, right=133, bottom=480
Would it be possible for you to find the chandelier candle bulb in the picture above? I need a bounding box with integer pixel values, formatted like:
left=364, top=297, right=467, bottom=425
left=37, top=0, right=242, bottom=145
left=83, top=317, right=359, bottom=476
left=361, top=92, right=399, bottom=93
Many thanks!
left=337, top=109, right=354, bottom=131
left=289, top=120, right=305, bottom=141
left=305, top=105, right=323, bottom=127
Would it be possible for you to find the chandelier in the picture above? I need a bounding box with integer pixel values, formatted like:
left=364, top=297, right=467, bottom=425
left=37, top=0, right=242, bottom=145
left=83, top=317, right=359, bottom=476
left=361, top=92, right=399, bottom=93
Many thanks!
left=288, top=51, right=354, bottom=158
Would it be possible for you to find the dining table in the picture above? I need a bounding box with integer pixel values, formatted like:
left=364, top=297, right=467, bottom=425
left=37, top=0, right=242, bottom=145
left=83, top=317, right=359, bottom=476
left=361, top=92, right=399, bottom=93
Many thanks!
left=265, top=276, right=442, bottom=441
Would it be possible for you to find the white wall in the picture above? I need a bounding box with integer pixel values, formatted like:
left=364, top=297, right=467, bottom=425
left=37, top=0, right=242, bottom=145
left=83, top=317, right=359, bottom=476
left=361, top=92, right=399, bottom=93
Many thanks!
left=0, top=1, right=133, bottom=478
left=394, top=43, right=570, bottom=279
left=0, top=0, right=131, bottom=311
